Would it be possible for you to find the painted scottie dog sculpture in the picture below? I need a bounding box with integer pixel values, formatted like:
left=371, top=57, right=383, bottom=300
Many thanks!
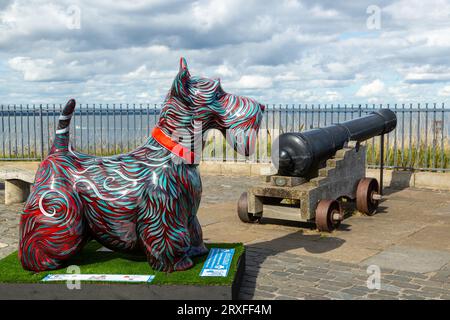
left=19, top=58, right=264, bottom=272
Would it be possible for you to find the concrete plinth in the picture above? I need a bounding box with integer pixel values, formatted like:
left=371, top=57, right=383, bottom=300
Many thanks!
left=0, top=252, right=246, bottom=300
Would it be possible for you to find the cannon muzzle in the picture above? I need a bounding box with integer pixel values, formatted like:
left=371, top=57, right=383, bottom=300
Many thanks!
left=272, top=109, right=397, bottom=177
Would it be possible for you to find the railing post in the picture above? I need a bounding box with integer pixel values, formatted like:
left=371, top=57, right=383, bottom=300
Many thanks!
left=39, top=104, right=44, bottom=160
left=379, top=133, right=384, bottom=195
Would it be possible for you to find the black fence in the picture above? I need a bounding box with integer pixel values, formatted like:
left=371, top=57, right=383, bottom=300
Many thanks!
left=0, top=103, right=448, bottom=172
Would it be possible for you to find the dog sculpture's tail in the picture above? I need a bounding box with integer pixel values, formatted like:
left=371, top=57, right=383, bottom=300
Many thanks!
left=49, top=99, right=76, bottom=154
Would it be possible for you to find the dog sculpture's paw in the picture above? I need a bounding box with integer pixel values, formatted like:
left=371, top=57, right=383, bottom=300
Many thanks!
left=173, top=255, right=194, bottom=271
left=187, top=244, right=209, bottom=258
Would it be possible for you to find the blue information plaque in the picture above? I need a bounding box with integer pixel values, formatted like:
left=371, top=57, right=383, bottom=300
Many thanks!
left=200, top=248, right=235, bottom=277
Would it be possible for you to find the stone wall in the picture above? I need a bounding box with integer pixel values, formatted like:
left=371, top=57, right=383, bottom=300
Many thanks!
left=0, top=161, right=448, bottom=191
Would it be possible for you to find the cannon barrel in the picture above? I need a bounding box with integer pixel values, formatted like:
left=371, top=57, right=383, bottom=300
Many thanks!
left=273, top=109, right=397, bottom=177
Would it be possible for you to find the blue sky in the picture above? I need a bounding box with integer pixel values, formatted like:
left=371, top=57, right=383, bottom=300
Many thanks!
left=1, top=0, right=450, bottom=105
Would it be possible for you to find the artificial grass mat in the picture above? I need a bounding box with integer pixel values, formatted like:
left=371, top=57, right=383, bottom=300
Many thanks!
left=0, top=241, right=244, bottom=285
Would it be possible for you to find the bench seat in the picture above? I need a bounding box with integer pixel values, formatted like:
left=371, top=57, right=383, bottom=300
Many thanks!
left=0, top=168, right=36, bottom=205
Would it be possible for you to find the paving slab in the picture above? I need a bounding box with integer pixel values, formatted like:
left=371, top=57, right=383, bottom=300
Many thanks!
left=360, top=245, right=450, bottom=273
left=398, top=225, right=450, bottom=252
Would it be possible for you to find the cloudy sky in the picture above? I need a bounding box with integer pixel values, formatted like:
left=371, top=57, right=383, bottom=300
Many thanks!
left=1, top=0, right=450, bottom=105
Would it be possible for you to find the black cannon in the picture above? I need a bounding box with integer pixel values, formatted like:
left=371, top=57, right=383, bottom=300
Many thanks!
left=237, top=109, right=397, bottom=232
left=274, top=109, right=397, bottom=177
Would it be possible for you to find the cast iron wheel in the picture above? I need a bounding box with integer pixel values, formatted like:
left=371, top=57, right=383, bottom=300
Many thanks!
left=315, top=199, right=342, bottom=232
left=237, top=192, right=261, bottom=223
left=356, top=178, right=380, bottom=216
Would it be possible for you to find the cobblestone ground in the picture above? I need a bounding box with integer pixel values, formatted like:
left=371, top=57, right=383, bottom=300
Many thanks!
left=239, top=246, right=450, bottom=300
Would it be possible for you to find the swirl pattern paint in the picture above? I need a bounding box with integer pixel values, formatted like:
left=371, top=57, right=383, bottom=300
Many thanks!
left=19, top=58, right=264, bottom=272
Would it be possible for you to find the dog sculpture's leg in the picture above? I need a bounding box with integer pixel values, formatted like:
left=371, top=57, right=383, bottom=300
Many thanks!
left=19, top=162, right=87, bottom=271
left=187, top=216, right=208, bottom=257
left=137, top=196, right=196, bottom=272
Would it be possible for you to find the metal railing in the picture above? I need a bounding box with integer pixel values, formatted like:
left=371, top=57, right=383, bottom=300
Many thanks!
left=0, top=103, right=448, bottom=172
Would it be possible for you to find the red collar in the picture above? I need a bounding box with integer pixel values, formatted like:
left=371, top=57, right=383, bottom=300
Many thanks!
left=151, top=126, right=195, bottom=164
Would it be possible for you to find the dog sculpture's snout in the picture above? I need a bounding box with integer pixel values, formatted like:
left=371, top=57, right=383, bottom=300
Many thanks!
left=260, top=104, right=266, bottom=112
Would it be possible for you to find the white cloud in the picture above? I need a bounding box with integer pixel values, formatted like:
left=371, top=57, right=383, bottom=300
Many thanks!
left=191, top=0, right=239, bottom=30
left=400, top=65, right=450, bottom=83
left=324, top=90, right=342, bottom=102
left=2, top=1, right=450, bottom=104
left=356, top=80, right=385, bottom=97
left=8, top=57, right=55, bottom=81
left=384, top=0, right=450, bottom=22
left=124, top=65, right=149, bottom=80
left=8, top=54, right=108, bottom=81
left=438, top=85, right=450, bottom=96
left=291, top=89, right=313, bottom=100
left=283, top=0, right=301, bottom=9
left=310, top=5, right=339, bottom=18
left=215, top=64, right=234, bottom=78
left=275, top=72, right=300, bottom=81
left=235, top=75, right=273, bottom=89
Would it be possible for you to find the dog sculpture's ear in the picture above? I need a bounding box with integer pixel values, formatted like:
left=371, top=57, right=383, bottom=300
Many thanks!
left=180, top=57, right=188, bottom=71
left=172, top=57, right=190, bottom=99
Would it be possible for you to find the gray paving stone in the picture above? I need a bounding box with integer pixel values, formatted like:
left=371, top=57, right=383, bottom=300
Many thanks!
left=420, top=286, right=450, bottom=296
left=317, top=283, right=343, bottom=292
left=284, top=276, right=317, bottom=287
left=297, top=286, right=328, bottom=296
left=259, top=266, right=282, bottom=273
left=304, top=294, right=330, bottom=300
left=367, top=293, right=397, bottom=300
left=390, top=281, right=421, bottom=290
left=293, top=275, right=321, bottom=283
left=319, top=279, right=354, bottom=288
left=341, top=288, right=369, bottom=297
left=353, top=274, right=372, bottom=282
left=277, top=289, right=307, bottom=299
left=303, top=271, right=336, bottom=280
left=361, top=245, right=450, bottom=273
left=286, top=268, right=305, bottom=275
left=380, top=283, right=402, bottom=293
left=299, top=255, right=330, bottom=265
left=411, top=278, right=445, bottom=288
left=403, top=289, right=440, bottom=298
left=399, top=294, right=427, bottom=300
left=332, top=260, right=359, bottom=268
left=274, top=257, right=303, bottom=264
left=383, top=274, right=413, bottom=283
left=350, top=285, right=373, bottom=293
left=253, top=290, right=276, bottom=299
left=270, top=271, right=291, bottom=278
left=326, top=291, right=357, bottom=300
left=393, top=270, right=429, bottom=279
left=257, top=285, right=278, bottom=293
left=275, top=295, right=299, bottom=300
left=257, top=280, right=277, bottom=288
left=376, top=289, right=401, bottom=296
left=328, top=264, right=354, bottom=272
left=300, top=266, right=329, bottom=273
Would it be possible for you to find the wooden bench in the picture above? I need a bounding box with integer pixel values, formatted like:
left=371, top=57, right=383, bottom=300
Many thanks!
left=0, top=168, right=35, bottom=204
